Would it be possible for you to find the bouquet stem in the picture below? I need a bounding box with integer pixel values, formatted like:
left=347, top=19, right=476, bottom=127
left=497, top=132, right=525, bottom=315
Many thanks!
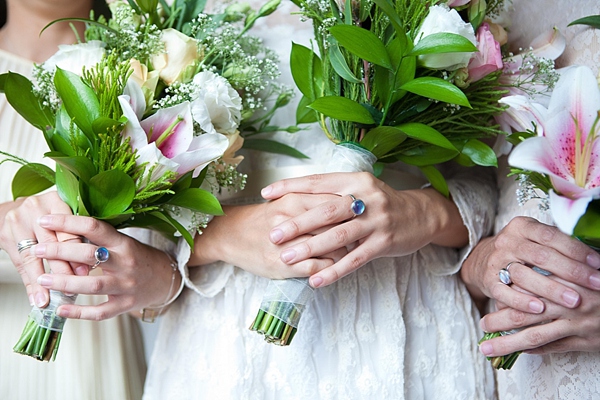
left=13, top=290, right=76, bottom=361
left=479, top=331, right=522, bottom=370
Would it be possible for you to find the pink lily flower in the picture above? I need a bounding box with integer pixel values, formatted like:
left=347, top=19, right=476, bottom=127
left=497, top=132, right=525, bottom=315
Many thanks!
left=508, top=65, right=600, bottom=234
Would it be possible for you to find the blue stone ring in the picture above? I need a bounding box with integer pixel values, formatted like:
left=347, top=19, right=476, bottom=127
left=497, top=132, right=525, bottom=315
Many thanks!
left=91, top=246, right=110, bottom=269
left=349, top=194, right=366, bottom=218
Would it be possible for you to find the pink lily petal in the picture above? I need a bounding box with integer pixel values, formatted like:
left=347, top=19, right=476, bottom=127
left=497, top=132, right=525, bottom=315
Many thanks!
left=170, top=132, right=228, bottom=177
left=141, top=101, right=194, bottom=158
left=123, top=78, right=147, bottom=119
left=497, top=95, right=546, bottom=135
left=136, top=142, right=180, bottom=178
left=508, top=136, right=558, bottom=176
left=549, top=190, right=592, bottom=235
left=550, top=175, right=600, bottom=199
left=529, top=27, right=566, bottom=61
left=118, top=95, right=149, bottom=151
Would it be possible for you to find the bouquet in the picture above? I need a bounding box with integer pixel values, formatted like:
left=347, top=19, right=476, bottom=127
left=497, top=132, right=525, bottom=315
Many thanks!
left=3, top=0, right=288, bottom=361
left=250, top=0, right=515, bottom=346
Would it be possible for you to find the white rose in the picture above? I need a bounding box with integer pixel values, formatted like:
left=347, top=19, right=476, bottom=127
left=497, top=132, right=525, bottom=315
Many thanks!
left=190, top=71, right=242, bottom=135
left=42, top=41, right=106, bottom=75
left=414, top=5, right=476, bottom=70
left=151, top=28, right=199, bottom=85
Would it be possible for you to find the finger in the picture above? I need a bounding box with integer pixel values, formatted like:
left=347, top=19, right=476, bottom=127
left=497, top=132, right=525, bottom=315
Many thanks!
left=262, top=172, right=372, bottom=200
left=56, top=301, right=121, bottom=321
left=508, top=262, right=581, bottom=308
left=487, top=280, right=545, bottom=314
left=31, top=242, right=101, bottom=272
left=37, top=272, right=116, bottom=296
left=280, top=221, right=363, bottom=264
left=270, top=196, right=355, bottom=244
left=37, top=215, right=119, bottom=248
left=308, top=243, right=375, bottom=287
left=525, top=336, right=600, bottom=354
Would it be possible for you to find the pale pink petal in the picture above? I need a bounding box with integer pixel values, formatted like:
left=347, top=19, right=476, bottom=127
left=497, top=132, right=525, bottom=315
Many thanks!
left=497, top=95, right=547, bottom=134
left=123, top=78, right=146, bottom=119
left=141, top=101, right=193, bottom=158
left=508, top=136, right=560, bottom=176
left=530, top=27, right=566, bottom=61
left=118, top=95, right=149, bottom=151
left=549, top=190, right=592, bottom=235
left=549, top=175, right=600, bottom=199
left=170, top=132, right=228, bottom=176
left=543, top=109, right=578, bottom=180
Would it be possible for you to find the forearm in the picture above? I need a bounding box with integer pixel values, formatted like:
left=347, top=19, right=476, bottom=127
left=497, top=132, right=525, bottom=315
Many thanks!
left=420, top=188, right=469, bottom=248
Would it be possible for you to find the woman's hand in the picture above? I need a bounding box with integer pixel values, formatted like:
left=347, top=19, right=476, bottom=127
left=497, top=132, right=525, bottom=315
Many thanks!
left=29, top=214, right=179, bottom=321
left=461, top=216, right=600, bottom=314
left=189, top=192, right=348, bottom=279
left=479, top=276, right=600, bottom=356
left=0, top=192, right=78, bottom=308
left=261, top=172, right=468, bottom=287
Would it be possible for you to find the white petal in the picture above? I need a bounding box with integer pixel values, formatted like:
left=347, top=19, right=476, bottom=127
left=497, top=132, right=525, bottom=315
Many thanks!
left=549, top=190, right=591, bottom=235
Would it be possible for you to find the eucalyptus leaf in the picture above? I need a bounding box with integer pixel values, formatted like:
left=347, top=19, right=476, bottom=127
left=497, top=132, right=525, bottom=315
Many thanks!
left=329, top=25, right=393, bottom=70
left=461, top=139, right=498, bottom=167
left=168, top=188, right=224, bottom=215
left=410, top=33, right=477, bottom=56
left=4, top=72, right=54, bottom=131
left=11, top=164, right=55, bottom=199
left=309, top=96, right=375, bottom=124
left=419, top=165, right=449, bottom=197
left=360, top=126, right=407, bottom=159
left=400, top=77, right=471, bottom=108
left=397, top=122, right=457, bottom=151
left=243, top=138, right=309, bottom=159
left=55, top=165, right=80, bottom=214
left=86, top=169, right=136, bottom=218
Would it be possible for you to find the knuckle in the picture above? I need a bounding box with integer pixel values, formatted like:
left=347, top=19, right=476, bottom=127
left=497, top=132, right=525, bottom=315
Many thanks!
left=524, top=329, right=548, bottom=347
left=537, top=224, right=558, bottom=245
left=94, top=310, right=109, bottom=321
left=333, top=228, right=350, bottom=246
left=89, top=278, right=105, bottom=294
left=507, top=309, right=528, bottom=327
left=321, top=203, right=338, bottom=222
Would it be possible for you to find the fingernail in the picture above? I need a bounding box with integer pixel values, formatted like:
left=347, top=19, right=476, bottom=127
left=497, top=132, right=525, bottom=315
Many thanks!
left=75, top=265, right=89, bottom=276
left=529, top=300, right=544, bottom=313
left=480, top=341, right=493, bottom=356
left=281, top=249, right=296, bottom=263
left=587, top=253, right=600, bottom=269
left=35, top=292, right=47, bottom=308
left=32, top=244, right=46, bottom=257
left=261, top=185, right=272, bottom=197
left=479, top=318, right=487, bottom=332
left=28, top=294, right=34, bottom=306
left=562, top=290, right=580, bottom=307
left=37, top=275, right=52, bottom=287
left=37, top=215, right=51, bottom=227
left=590, top=273, right=600, bottom=290
left=56, top=307, right=68, bottom=318
left=270, top=229, right=283, bottom=243
left=310, top=276, right=323, bottom=288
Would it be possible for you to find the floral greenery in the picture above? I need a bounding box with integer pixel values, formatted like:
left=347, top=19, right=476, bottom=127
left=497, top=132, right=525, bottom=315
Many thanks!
left=289, top=0, right=510, bottom=195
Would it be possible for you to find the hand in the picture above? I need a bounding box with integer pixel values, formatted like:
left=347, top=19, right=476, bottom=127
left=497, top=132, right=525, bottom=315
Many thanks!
left=188, top=192, right=348, bottom=279
left=460, top=216, right=600, bottom=314
left=30, top=214, right=179, bottom=320
left=479, top=276, right=600, bottom=356
left=261, top=172, right=468, bottom=287
left=0, top=192, right=79, bottom=308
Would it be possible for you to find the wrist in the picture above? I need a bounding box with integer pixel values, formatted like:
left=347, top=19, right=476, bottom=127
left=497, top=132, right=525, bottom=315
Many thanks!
left=419, top=188, right=468, bottom=248
left=140, top=251, right=183, bottom=322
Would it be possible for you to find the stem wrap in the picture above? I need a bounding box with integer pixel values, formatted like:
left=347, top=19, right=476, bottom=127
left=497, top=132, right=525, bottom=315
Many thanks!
left=30, top=290, right=77, bottom=332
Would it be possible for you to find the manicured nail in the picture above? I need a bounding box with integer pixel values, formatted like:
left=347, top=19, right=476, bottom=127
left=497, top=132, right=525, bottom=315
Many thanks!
left=270, top=229, right=283, bottom=243
left=479, top=342, right=493, bottom=356
left=529, top=300, right=544, bottom=313
left=261, top=185, right=272, bottom=197
left=35, top=292, right=47, bottom=308
left=56, top=307, right=68, bottom=318
left=281, top=249, right=296, bottom=263
left=37, top=275, right=52, bottom=287
left=310, top=276, right=323, bottom=288
left=587, top=253, right=600, bottom=269
left=37, top=215, right=51, bottom=227
left=479, top=318, right=487, bottom=332
left=590, top=273, right=600, bottom=290
left=32, top=244, right=46, bottom=257
left=28, top=294, right=34, bottom=306
left=75, top=265, right=89, bottom=276
left=562, top=290, right=580, bottom=307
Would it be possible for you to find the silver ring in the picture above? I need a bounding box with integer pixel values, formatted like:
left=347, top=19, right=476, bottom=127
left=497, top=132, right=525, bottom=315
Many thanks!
left=17, top=239, right=38, bottom=253
left=91, top=246, right=110, bottom=269
left=499, top=261, right=518, bottom=285
left=348, top=194, right=366, bottom=218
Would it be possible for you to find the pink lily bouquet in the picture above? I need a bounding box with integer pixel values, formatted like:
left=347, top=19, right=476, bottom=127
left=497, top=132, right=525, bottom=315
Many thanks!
left=251, top=0, right=517, bottom=346
left=2, top=0, right=286, bottom=361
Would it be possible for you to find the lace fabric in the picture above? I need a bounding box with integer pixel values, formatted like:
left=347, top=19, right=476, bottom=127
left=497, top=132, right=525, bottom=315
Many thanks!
left=143, top=2, right=497, bottom=399
left=495, top=2, right=600, bottom=396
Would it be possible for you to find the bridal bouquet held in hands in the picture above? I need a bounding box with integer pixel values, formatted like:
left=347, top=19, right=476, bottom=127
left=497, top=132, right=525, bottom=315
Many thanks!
left=2, top=0, right=286, bottom=361
left=250, top=0, right=515, bottom=346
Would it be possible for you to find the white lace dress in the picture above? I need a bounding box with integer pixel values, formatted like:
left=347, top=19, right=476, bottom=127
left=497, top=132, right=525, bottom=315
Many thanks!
left=495, top=1, right=600, bottom=399
left=144, top=2, right=497, bottom=399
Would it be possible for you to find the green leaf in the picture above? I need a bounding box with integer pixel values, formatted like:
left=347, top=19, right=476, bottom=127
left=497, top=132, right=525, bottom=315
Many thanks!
left=86, top=170, right=136, bottom=218
left=329, top=25, right=393, bottom=69
left=150, top=210, right=195, bottom=248
left=371, top=0, right=406, bottom=43
left=410, top=33, right=477, bottom=56
left=92, top=116, right=122, bottom=135
left=243, top=138, right=309, bottom=159
left=0, top=73, right=7, bottom=91
left=419, top=165, right=449, bottom=197
left=360, top=126, right=407, bottom=159
left=11, top=164, right=55, bottom=199
left=574, top=200, right=600, bottom=245
left=397, top=123, right=457, bottom=151
left=47, top=153, right=97, bottom=183
left=290, top=42, right=322, bottom=99
left=568, top=15, right=600, bottom=29
left=55, top=165, right=80, bottom=214
left=4, top=72, right=54, bottom=131
left=309, top=96, right=375, bottom=124
left=400, top=77, right=471, bottom=107
left=55, top=105, right=91, bottom=153
left=461, top=139, right=498, bottom=167
left=329, top=42, right=362, bottom=83
left=54, top=68, right=101, bottom=139
left=167, top=188, right=224, bottom=215
left=296, top=95, right=319, bottom=124
left=396, top=146, right=459, bottom=166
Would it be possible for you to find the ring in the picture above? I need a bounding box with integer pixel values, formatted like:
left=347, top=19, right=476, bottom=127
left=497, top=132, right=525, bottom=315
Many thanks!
left=91, top=246, right=110, bottom=269
left=17, top=239, right=38, bottom=253
left=348, top=194, right=366, bottom=218
left=499, top=261, right=518, bottom=285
